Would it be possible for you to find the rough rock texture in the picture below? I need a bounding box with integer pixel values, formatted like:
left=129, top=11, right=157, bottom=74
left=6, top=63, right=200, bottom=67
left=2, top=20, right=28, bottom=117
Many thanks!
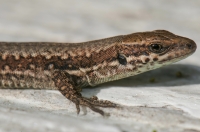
left=0, top=0, right=200, bottom=132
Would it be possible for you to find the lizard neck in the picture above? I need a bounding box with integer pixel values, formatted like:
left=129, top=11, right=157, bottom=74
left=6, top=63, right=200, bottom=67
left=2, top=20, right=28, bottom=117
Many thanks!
left=80, top=30, right=196, bottom=86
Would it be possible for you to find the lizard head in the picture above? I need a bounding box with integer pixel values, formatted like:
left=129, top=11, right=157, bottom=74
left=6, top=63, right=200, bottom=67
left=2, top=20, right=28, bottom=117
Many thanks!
left=87, top=30, right=196, bottom=86
left=118, top=30, right=196, bottom=72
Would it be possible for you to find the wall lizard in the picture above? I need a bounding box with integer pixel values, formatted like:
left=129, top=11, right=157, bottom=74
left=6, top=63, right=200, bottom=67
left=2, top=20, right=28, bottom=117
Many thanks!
left=0, top=30, right=196, bottom=116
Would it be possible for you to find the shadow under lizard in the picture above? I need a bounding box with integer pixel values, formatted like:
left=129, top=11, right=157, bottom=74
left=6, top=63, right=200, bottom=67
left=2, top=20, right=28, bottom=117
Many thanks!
left=0, top=30, right=197, bottom=116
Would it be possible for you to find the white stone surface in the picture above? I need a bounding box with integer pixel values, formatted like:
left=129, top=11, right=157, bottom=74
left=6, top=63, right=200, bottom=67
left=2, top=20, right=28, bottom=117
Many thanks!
left=0, top=0, right=200, bottom=132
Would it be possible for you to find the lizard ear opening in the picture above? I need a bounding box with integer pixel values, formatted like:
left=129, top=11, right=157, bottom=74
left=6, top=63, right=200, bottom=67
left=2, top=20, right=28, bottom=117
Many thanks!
left=117, top=53, right=127, bottom=65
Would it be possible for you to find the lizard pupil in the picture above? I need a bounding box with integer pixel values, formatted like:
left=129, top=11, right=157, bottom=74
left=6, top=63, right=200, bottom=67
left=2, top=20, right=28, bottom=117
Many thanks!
left=118, top=54, right=127, bottom=65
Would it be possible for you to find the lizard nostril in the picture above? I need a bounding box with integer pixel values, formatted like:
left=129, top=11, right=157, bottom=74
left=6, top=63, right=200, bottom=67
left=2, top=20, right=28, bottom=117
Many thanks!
left=186, top=44, right=193, bottom=49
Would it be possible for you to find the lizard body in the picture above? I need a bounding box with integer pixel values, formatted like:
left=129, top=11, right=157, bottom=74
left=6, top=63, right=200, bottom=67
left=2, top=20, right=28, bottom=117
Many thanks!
left=0, top=30, right=196, bottom=115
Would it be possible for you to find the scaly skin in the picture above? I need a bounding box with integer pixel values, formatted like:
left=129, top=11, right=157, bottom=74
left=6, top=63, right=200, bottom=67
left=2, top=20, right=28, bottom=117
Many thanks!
left=0, top=30, right=196, bottom=116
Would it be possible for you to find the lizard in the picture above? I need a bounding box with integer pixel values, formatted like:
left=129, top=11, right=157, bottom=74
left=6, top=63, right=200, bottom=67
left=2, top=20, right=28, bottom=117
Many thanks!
left=0, top=30, right=196, bottom=116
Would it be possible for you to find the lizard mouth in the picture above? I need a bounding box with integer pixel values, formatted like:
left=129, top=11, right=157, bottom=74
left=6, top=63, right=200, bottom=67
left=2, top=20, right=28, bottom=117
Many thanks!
left=171, top=52, right=194, bottom=63
left=158, top=48, right=196, bottom=65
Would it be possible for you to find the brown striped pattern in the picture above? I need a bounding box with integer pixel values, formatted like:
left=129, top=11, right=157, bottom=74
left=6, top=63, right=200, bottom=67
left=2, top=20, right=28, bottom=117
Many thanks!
left=0, top=30, right=196, bottom=115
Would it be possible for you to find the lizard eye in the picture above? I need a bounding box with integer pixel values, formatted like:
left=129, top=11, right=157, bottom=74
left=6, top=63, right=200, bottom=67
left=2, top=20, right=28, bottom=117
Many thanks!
left=117, top=54, right=127, bottom=65
left=149, top=44, right=163, bottom=53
